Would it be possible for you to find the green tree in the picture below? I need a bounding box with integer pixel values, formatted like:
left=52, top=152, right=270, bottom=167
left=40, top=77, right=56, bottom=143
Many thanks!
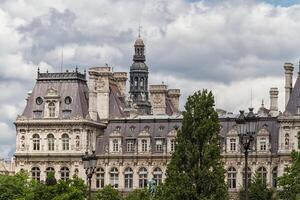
left=159, top=90, right=228, bottom=200
left=278, top=151, right=300, bottom=200
left=125, top=188, right=150, bottom=200
left=93, top=185, right=123, bottom=200
left=239, top=172, right=277, bottom=200
left=0, top=171, right=31, bottom=200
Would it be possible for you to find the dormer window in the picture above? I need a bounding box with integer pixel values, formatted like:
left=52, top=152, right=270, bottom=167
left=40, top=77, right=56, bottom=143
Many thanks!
left=62, top=109, right=72, bottom=119
left=33, top=110, right=43, bottom=119
left=260, top=138, right=267, bottom=151
left=48, top=102, right=56, bottom=118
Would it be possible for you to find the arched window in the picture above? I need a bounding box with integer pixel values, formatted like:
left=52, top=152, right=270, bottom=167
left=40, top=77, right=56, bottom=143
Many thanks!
left=242, top=167, right=252, bottom=188
left=134, top=77, right=138, bottom=88
left=47, top=134, right=55, bottom=151
left=110, top=167, right=119, bottom=188
left=141, top=140, right=147, bottom=152
left=46, top=167, right=55, bottom=177
left=124, top=167, right=133, bottom=189
left=153, top=167, right=163, bottom=185
left=257, top=167, right=267, bottom=183
left=272, top=167, right=278, bottom=188
left=113, top=139, right=119, bottom=152
left=227, top=167, right=236, bottom=189
left=62, top=134, right=69, bottom=151
left=170, top=139, right=176, bottom=152
left=32, top=134, right=40, bottom=150
left=31, top=167, right=40, bottom=181
left=96, top=168, right=105, bottom=189
left=140, top=77, right=144, bottom=89
left=60, top=167, right=69, bottom=181
left=139, top=167, right=148, bottom=188
left=285, top=133, right=289, bottom=147
left=48, top=102, right=56, bottom=117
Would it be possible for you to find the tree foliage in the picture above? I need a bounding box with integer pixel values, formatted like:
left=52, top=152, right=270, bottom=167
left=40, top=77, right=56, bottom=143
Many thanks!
left=0, top=172, right=86, bottom=200
left=125, top=188, right=150, bottom=200
left=239, top=172, right=277, bottom=200
left=160, top=90, right=229, bottom=200
left=278, top=151, right=300, bottom=200
left=93, top=185, right=123, bottom=200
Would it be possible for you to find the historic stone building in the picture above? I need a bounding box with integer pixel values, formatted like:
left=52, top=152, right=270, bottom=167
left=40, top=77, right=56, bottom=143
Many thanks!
left=12, top=36, right=300, bottom=196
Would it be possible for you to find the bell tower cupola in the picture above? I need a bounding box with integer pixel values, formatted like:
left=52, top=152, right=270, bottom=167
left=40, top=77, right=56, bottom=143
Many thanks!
left=129, top=35, right=151, bottom=115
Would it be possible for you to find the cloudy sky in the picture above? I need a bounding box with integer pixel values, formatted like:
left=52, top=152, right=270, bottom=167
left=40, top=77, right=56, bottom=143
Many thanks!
left=1, top=0, right=300, bottom=158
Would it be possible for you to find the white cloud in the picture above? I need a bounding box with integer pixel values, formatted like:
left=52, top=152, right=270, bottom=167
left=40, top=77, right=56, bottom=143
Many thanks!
left=0, top=0, right=300, bottom=158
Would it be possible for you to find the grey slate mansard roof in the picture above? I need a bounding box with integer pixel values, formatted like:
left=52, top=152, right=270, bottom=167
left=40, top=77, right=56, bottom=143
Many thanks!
left=22, top=70, right=89, bottom=119
left=96, top=116, right=182, bottom=154
left=286, top=73, right=300, bottom=115
left=219, top=115, right=279, bottom=154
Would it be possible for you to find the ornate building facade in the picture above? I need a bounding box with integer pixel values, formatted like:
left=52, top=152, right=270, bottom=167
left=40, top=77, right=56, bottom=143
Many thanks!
left=12, top=37, right=300, bottom=196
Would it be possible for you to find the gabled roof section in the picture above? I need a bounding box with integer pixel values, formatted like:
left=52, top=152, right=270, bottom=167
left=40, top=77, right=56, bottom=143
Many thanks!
left=22, top=70, right=89, bottom=119
left=109, top=84, right=128, bottom=119
left=286, top=74, right=300, bottom=115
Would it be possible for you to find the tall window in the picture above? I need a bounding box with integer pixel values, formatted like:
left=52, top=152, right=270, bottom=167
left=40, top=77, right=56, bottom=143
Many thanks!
left=48, top=102, right=56, bottom=117
left=31, top=167, right=40, bottom=181
left=227, top=167, right=236, bottom=189
left=140, top=77, right=144, bottom=89
left=272, top=167, right=278, bottom=188
left=257, top=167, right=267, bottom=183
left=113, top=139, right=119, bottom=152
left=134, top=77, right=138, bottom=88
left=153, top=167, right=162, bottom=185
left=230, top=138, right=236, bottom=151
left=124, top=167, right=133, bottom=189
left=260, top=138, right=267, bottom=151
left=32, top=134, right=40, bottom=150
left=127, top=140, right=134, bottom=152
left=170, top=139, right=176, bottom=152
left=96, top=168, right=105, bottom=189
left=46, top=167, right=55, bottom=177
left=156, top=140, right=163, bottom=152
left=242, top=167, right=252, bottom=188
left=60, top=167, right=69, bottom=180
left=62, top=134, right=69, bottom=151
left=110, top=167, right=119, bottom=188
left=47, top=134, right=55, bottom=151
left=141, top=140, right=148, bottom=152
left=139, top=167, right=148, bottom=188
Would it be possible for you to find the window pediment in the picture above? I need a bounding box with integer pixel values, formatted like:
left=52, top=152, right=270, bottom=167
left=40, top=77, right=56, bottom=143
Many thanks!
left=257, top=128, right=270, bottom=136
left=45, top=87, right=59, bottom=99
left=227, top=129, right=238, bottom=136
left=138, top=130, right=150, bottom=137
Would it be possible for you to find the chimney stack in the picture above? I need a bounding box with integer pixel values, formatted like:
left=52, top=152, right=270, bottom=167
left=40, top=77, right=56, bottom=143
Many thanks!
left=269, top=87, right=279, bottom=116
left=150, top=85, right=167, bottom=115
left=167, top=89, right=181, bottom=113
left=113, top=72, right=127, bottom=97
left=284, top=62, right=294, bottom=107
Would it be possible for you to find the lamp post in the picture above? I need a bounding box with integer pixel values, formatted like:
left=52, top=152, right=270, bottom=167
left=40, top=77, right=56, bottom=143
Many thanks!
left=236, top=108, right=258, bottom=200
left=82, top=151, right=97, bottom=200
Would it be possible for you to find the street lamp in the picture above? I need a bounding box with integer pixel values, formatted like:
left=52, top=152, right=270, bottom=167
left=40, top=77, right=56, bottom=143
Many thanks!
left=236, top=108, right=258, bottom=200
left=82, top=150, right=97, bottom=200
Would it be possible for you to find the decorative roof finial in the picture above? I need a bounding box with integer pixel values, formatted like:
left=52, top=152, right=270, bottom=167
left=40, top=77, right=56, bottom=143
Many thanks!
left=37, top=67, right=40, bottom=74
left=75, top=66, right=78, bottom=72
left=261, top=99, right=264, bottom=108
